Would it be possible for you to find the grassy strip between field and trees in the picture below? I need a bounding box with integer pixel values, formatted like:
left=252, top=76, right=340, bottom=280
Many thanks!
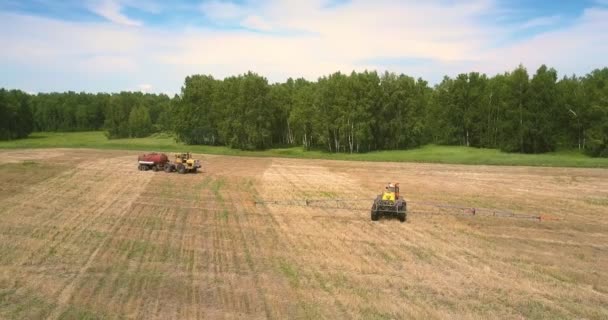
left=1, top=131, right=607, bottom=168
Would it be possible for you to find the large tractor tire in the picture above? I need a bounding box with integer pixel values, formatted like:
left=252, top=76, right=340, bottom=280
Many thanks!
left=177, top=164, right=186, bottom=174
left=400, top=202, right=407, bottom=222
left=371, top=203, right=379, bottom=221
left=399, top=211, right=406, bottom=222
left=164, top=163, right=172, bottom=173
left=371, top=210, right=379, bottom=221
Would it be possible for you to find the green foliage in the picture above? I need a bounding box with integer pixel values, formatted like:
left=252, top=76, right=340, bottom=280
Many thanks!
left=27, top=91, right=169, bottom=139
left=501, top=65, right=531, bottom=152
left=288, top=79, right=316, bottom=149
left=173, top=75, right=219, bottom=145
left=217, top=72, right=274, bottom=150
left=31, top=92, right=107, bottom=132
left=426, top=65, right=608, bottom=157
left=0, top=89, right=33, bottom=140
left=128, top=105, right=153, bottom=138
left=103, top=92, right=170, bottom=139
left=582, top=69, right=608, bottom=157
left=2, top=65, right=608, bottom=157
left=526, top=65, right=559, bottom=153
left=104, top=93, right=134, bottom=138
left=176, top=72, right=275, bottom=150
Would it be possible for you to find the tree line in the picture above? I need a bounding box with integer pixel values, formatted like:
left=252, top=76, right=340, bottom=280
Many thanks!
left=0, top=91, right=172, bottom=139
left=1, top=65, right=606, bottom=157
left=175, top=66, right=608, bottom=157
left=430, top=66, right=608, bottom=155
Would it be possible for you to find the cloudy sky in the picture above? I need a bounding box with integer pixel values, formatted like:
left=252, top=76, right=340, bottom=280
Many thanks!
left=1, top=0, right=607, bottom=94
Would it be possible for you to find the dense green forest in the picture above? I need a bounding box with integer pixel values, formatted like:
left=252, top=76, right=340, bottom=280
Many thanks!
left=1, top=65, right=607, bottom=157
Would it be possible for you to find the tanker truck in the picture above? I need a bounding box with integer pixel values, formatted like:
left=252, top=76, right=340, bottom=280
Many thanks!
left=137, top=153, right=169, bottom=171
left=137, top=152, right=201, bottom=174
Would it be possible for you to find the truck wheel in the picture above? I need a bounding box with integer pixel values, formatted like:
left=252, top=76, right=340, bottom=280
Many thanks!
left=164, top=164, right=172, bottom=172
left=371, top=203, right=379, bottom=221
left=138, top=165, right=142, bottom=171
left=177, top=164, right=186, bottom=174
left=399, top=211, right=406, bottom=222
left=152, top=165, right=159, bottom=172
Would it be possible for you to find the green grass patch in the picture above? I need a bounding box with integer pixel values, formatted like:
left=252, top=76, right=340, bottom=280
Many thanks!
left=220, top=209, right=229, bottom=221
left=0, top=288, right=56, bottom=320
left=278, top=259, right=300, bottom=288
left=585, top=197, right=608, bottom=206
left=59, top=304, right=114, bottom=320
left=360, top=307, right=395, bottom=320
left=295, top=302, right=324, bottom=319
left=515, top=300, right=569, bottom=320
left=406, top=245, right=435, bottom=262
left=210, top=177, right=226, bottom=199
left=1, top=131, right=607, bottom=168
left=0, top=161, right=68, bottom=203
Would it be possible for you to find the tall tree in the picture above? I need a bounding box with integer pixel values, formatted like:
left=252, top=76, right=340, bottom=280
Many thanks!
left=501, top=65, right=530, bottom=152
left=173, top=75, right=219, bottom=144
left=582, top=68, right=608, bottom=157
left=128, top=105, right=153, bottom=138
left=0, top=89, right=33, bottom=140
left=527, top=65, right=559, bottom=152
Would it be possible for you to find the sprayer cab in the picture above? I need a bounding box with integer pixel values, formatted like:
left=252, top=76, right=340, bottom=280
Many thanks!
left=372, top=182, right=406, bottom=222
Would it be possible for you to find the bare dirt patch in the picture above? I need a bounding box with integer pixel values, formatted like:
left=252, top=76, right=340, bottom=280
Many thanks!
left=0, top=149, right=606, bottom=319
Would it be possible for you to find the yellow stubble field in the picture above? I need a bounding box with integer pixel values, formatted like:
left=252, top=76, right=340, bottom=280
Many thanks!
left=0, top=149, right=606, bottom=319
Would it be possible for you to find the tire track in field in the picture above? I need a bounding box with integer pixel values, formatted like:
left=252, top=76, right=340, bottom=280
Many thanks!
left=257, top=162, right=345, bottom=318
left=356, top=181, right=512, bottom=316
left=46, top=156, right=153, bottom=320
left=274, top=162, right=387, bottom=272
left=194, top=170, right=276, bottom=318
left=1, top=158, right=148, bottom=307
left=225, top=186, right=273, bottom=318
left=265, top=159, right=506, bottom=317
left=346, top=164, right=592, bottom=317
left=260, top=160, right=374, bottom=318
left=2, top=150, right=606, bottom=319
left=289, top=165, right=420, bottom=317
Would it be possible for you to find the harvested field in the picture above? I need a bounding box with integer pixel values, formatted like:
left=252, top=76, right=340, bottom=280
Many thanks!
left=0, top=148, right=607, bottom=319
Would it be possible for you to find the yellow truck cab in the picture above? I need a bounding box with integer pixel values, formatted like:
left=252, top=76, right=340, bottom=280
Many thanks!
left=163, top=152, right=201, bottom=174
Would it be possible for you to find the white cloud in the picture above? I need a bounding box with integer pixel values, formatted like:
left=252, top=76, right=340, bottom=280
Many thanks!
left=87, top=0, right=142, bottom=26
left=241, top=15, right=273, bottom=31
left=519, top=15, right=561, bottom=29
left=1, top=0, right=607, bottom=93
left=74, top=55, right=137, bottom=73
left=477, top=8, right=608, bottom=76
left=200, top=1, right=248, bottom=21
left=137, top=83, right=153, bottom=92
left=160, top=0, right=502, bottom=81
left=122, top=0, right=163, bottom=14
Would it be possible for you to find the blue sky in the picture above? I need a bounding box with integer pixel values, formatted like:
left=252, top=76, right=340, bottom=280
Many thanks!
left=1, top=0, right=607, bottom=94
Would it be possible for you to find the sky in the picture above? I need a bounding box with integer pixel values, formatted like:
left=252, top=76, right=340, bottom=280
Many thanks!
left=1, top=0, right=607, bottom=94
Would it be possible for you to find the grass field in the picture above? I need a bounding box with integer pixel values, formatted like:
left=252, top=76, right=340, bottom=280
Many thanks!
left=0, top=148, right=606, bottom=319
left=0, top=131, right=607, bottom=168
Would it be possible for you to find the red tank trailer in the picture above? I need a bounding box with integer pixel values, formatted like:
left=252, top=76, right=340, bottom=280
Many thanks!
left=137, top=153, right=169, bottom=171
